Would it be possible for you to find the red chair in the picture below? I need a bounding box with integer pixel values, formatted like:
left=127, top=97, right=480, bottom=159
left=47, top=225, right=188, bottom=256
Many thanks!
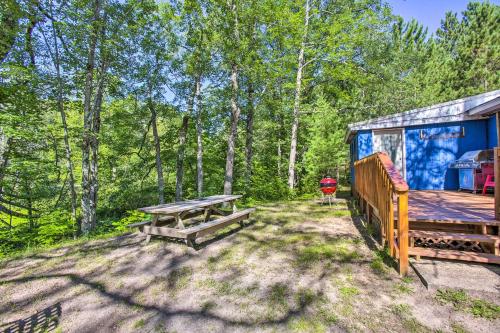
left=482, top=175, right=495, bottom=195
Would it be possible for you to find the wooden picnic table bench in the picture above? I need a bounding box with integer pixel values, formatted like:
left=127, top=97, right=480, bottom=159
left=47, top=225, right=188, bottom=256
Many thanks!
left=134, top=195, right=255, bottom=247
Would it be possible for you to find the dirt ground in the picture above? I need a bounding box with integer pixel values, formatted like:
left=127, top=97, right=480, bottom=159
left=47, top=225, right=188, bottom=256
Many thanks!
left=1, top=198, right=499, bottom=333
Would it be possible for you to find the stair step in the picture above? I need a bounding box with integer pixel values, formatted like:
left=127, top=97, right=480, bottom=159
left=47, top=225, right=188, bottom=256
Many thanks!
left=409, top=247, right=500, bottom=264
left=409, top=230, right=500, bottom=243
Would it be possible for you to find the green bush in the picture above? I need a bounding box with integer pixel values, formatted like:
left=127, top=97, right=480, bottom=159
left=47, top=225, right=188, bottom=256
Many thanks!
left=35, top=210, right=75, bottom=246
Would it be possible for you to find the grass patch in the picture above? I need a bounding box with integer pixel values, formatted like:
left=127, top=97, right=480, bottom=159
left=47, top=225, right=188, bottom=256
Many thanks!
left=436, top=289, right=468, bottom=310
left=295, top=240, right=360, bottom=267
left=167, top=266, right=192, bottom=292
left=451, top=323, right=471, bottom=333
left=365, top=223, right=376, bottom=236
left=197, top=278, right=255, bottom=297
left=332, top=210, right=351, bottom=217
left=315, top=306, right=338, bottom=325
left=390, top=304, right=428, bottom=333
left=470, top=299, right=500, bottom=320
left=394, top=282, right=414, bottom=294
left=0, top=230, right=131, bottom=263
left=295, top=288, right=318, bottom=307
left=370, top=248, right=393, bottom=275
left=288, top=317, right=326, bottom=333
left=133, top=318, right=146, bottom=328
left=436, top=289, right=500, bottom=320
left=339, top=286, right=359, bottom=299
left=390, top=303, right=412, bottom=316
left=269, top=282, right=289, bottom=308
left=201, top=300, right=217, bottom=312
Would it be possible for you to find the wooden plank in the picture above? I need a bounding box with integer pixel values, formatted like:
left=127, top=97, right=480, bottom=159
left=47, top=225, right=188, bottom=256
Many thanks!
left=389, top=199, right=395, bottom=257
left=208, top=206, right=231, bottom=216
left=408, top=247, right=500, bottom=264
left=179, top=209, right=205, bottom=220
left=409, top=230, right=500, bottom=242
left=128, top=220, right=151, bottom=228
left=405, top=218, right=500, bottom=226
left=397, top=193, right=409, bottom=276
left=138, top=195, right=242, bottom=214
left=145, top=214, right=159, bottom=243
left=142, top=226, right=188, bottom=239
left=128, top=214, right=181, bottom=228
left=394, top=190, right=500, bottom=226
left=182, top=208, right=255, bottom=238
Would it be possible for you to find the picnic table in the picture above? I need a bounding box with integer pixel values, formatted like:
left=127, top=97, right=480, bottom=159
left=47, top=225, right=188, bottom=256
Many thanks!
left=132, top=195, right=255, bottom=247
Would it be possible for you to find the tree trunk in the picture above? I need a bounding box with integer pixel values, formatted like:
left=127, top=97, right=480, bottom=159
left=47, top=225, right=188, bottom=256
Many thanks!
left=223, top=0, right=241, bottom=196
left=27, top=182, right=34, bottom=230
left=50, top=17, right=78, bottom=232
left=288, top=0, right=310, bottom=190
left=175, top=83, right=196, bottom=201
left=25, top=1, right=39, bottom=67
left=81, top=0, right=101, bottom=235
left=194, top=76, right=203, bottom=197
left=89, top=59, right=106, bottom=230
left=245, top=82, right=254, bottom=187
left=223, top=63, right=241, bottom=195
left=0, top=133, right=11, bottom=202
left=277, top=141, right=282, bottom=177
left=149, top=97, right=165, bottom=204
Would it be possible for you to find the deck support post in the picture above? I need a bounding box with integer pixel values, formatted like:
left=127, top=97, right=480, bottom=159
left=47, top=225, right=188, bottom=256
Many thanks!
left=397, top=192, right=409, bottom=276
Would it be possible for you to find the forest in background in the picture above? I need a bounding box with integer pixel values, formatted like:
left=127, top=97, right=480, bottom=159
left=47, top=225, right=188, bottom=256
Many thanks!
left=0, top=0, right=498, bottom=255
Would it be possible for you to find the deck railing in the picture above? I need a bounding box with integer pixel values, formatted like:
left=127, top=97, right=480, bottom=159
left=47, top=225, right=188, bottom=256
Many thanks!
left=353, top=152, right=409, bottom=276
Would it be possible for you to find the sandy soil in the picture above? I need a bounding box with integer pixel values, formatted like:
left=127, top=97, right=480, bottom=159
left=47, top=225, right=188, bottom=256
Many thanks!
left=0, top=199, right=499, bottom=333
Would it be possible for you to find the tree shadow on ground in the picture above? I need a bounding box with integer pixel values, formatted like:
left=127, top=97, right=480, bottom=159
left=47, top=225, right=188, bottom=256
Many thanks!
left=1, top=201, right=369, bottom=332
left=347, top=197, right=398, bottom=272
left=0, top=302, right=61, bottom=333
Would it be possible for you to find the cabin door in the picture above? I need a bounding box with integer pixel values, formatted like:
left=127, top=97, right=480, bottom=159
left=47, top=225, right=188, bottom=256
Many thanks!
left=372, top=129, right=405, bottom=178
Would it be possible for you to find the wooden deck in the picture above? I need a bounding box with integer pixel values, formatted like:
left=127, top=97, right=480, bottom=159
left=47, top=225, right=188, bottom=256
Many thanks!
left=406, top=190, right=500, bottom=226
left=390, top=190, right=500, bottom=263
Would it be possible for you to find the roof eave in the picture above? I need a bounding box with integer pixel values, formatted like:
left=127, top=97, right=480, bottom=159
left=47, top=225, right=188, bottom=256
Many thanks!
left=467, top=97, right=500, bottom=117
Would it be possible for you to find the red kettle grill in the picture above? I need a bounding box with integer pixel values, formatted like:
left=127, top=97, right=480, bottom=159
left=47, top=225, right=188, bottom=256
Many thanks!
left=320, top=177, right=337, bottom=205
left=320, top=177, right=337, bottom=195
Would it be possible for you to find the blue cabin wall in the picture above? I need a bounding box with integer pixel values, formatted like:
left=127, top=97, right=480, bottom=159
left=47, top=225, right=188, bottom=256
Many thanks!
left=405, top=120, right=488, bottom=190
left=487, top=115, right=498, bottom=148
left=357, top=130, right=373, bottom=159
left=350, top=119, right=491, bottom=191
left=349, top=130, right=373, bottom=185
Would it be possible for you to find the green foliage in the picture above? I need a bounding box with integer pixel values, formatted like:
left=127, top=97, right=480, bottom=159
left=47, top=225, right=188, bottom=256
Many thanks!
left=0, top=0, right=498, bottom=256
left=35, top=210, right=75, bottom=246
left=436, top=289, right=469, bottom=310
left=470, top=299, right=500, bottom=320
left=436, top=288, right=500, bottom=320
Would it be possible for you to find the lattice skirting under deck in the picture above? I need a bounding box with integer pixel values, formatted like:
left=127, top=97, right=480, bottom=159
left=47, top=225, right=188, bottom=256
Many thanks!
left=413, top=237, right=486, bottom=253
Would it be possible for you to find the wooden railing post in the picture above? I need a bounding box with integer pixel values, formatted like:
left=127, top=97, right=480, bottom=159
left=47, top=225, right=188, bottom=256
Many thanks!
left=397, top=192, right=409, bottom=276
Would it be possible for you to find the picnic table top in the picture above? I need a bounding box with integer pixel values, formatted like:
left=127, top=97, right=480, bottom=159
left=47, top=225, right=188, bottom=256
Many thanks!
left=138, top=195, right=242, bottom=215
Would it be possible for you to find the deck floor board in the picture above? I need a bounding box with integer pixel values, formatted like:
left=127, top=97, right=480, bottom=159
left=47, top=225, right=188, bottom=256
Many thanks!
left=398, top=191, right=500, bottom=226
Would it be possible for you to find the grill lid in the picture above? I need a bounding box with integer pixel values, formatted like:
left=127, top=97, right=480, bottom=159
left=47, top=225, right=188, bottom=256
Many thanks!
left=449, top=149, right=494, bottom=169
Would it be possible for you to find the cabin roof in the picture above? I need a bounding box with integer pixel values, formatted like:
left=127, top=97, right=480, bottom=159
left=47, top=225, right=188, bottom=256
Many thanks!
left=345, top=90, right=500, bottom=144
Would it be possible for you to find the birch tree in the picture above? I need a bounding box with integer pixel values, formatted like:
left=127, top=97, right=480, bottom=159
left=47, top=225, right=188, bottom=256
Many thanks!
left=174, top=0, right=211, bottom=200
left=288, top=0, right=310, bottom=190
left=221, top=0, right=242, bottom=195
